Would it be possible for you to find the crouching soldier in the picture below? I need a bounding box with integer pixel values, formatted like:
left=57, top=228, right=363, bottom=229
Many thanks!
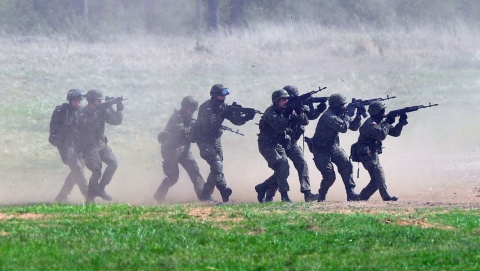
left=154, top=96, right=206, bottom=203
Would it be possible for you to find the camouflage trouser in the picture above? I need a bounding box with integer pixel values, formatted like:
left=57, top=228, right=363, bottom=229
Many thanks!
left=155, top=151, right=205, bottom=201
left=57, top=145, right=88, bottom=199
left=258, top=140, right=290, bottom=194
left=313, top=145, right=355, bottom=196
left=357, top=152, right=392, bottom=200
left=196, top=137, right=228, bottom=199
left=83, top=142, right=118, bottom=197
left=260, top=142, right=311, bottom=198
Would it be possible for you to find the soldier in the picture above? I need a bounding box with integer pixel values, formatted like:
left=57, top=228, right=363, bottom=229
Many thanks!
left=154, top=96, right=206, bottom=203
left=77, top=90, right=124, bottom=204
left=49, top=89, right=88, bottom=203
left=354, top=101, right=407, bottom=201
left=310, top=93, right=364, bottom=202
left=255, top=85, right=326, bottom=202
left=257, top=89, right=308, bottom=203
left=194, top=84, right=254, bottom=202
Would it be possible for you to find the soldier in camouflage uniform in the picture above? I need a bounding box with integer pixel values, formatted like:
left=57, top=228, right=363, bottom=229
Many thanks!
left=194, top=84, right=255, bottom=202
left=354, top=101, right=407, bottom=201
left=154, top=96, right=206, bottom=203
left=311, top=93, right=364, bottom=201
left=255, top=85, right=327, bottom=202
left=77, top=90, right=124, bottom=204
left=49, top=89, right=88, bottom=202
left=257, top=89, right=309, bottom=203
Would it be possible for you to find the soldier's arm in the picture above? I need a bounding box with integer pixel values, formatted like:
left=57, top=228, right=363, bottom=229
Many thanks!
left=326, top=115, right=351, bottom=133
left=348, top=114, right=362, bottom=131
left=388, top=122, right=405, bottom=137
left=361, top=120, right=390, bottom=140
left=49, top=107, right=63, bottom=145
left=264, top=110, right=290, bottom=134
left=105, top=107, right=123, bottom=125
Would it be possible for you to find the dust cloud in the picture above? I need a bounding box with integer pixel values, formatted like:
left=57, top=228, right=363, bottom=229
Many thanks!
left=1, top=22, right=480, bottom=206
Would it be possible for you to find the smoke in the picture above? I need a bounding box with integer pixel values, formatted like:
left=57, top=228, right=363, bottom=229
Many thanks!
left=1, top=22, right=480, bottom=205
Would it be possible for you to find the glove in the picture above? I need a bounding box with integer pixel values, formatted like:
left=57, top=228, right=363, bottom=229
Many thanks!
left=399, top=112, right=408, bottom=125
left=346, top=105, right=356, bottom=117
left=316, top=102, right=327, bottom=114
left=356, top=105, right=366, bottom=117
left=116, top=102, right=124, bottom=111
left=244, top=111, right=255, bottom=121
left=294, top=105, right=304, bottom=115
left=386, top=114, right=396, bottom=124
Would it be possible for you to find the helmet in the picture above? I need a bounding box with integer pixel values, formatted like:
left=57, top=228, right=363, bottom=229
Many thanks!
left=272, top=89, right=290, bottom=104
left=181, top=95, right=199, bottom=111
left=328, top=93, right=347, bottom=107
left=66, top=89, right=84, bottom=101
left=368, top=101, right=387, bottom=116
left=85, top=89, right=104, bottom=102
left=283, top=85, right=299, bottom=97
left=210, top=84, right=230, bottom=97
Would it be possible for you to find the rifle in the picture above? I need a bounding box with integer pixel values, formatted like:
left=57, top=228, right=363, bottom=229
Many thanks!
left=191, top=118, right=244, bottom=136
left=302, top=96, right=329, bottom=106
left=386, top=102, right=439, bottom=118
left=226, top=102, right=263, bottom=117
left=284, top=86, right=327, bottom=114
left=100, top=96, right=128, bottom=109
left=348, top=95, right=396, bottom=118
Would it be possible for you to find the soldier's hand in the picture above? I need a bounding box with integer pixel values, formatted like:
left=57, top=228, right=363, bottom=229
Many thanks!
left=346, top=105, right=356, bottom=117
left=385, top=114, right=396, bottom=124
left=399, top=112, right=408, bottom=125
left=357, top=105, right=366, bottom=117
left=116, top=102, right=124, bottom=111
left=316, top=102, right=327, bottom=114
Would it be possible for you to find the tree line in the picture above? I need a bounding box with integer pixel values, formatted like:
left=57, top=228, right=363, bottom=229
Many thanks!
left=1, top=0, right=479, bottom=39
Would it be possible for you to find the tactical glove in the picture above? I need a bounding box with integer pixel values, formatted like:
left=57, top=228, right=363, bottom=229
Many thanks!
left=345, top=105, right=356, bottom=117
left=356, top=105, right=367, bottom=117
left=116, top=102, right=124, bottom=111
left=386, top=114, right=396, bottom=124
left=399, top=112, right=408, bottom=125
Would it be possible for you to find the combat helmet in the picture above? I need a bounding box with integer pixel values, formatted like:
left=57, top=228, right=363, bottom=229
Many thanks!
left=283, top=85, right=299, bottom=97
left=85, top=90, right=104, bottom=102
left=328, top=93, right=347, bottom=107
left=272, top=89, right=290, bottom=104
left=66, top=89, right=84, bottom=101
left=210, top=84, right=230, bottom=97
left=181, top=95, right=199, bottom=111
left=368, top=101, right=387, bottom=116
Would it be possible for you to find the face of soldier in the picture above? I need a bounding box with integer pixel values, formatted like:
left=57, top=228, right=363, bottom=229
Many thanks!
left=89, top=99, right=102, bottom=108
left=70, top=99, right=82, bottom=109
left=278, top=97, right=289, bottom=108
left=184, top=108, right=195, bottom=118
left=216, top=95, right=227, bottom=101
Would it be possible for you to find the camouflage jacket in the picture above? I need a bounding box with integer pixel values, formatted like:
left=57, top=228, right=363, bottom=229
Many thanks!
left=356, top=116, right=404, bottom=154
left=160, top=109, right=194, bottom=159
left=312, top=107, right=361, bottom=151
left=77, top=103, right=123, bottom=148
left=288, top=105, right=312, bottom=143
left=258, top=104, right=308, bottom=147
left=49, top=103, right=81, bottom=148
left=195, top=98, right=248, bottom=141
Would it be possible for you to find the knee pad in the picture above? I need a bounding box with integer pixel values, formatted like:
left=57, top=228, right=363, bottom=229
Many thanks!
left=209, top=160, right=223, bottom=174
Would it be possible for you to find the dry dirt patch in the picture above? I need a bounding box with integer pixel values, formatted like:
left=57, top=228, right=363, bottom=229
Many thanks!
left=188, top=206, right=244, bottom=224
left=0, top=213, right=49, bottom=220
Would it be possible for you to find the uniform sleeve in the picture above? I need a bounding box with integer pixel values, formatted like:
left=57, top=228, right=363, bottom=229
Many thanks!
left=105, top=107, right=123, bottom=125
left=348, top=115, right=362, bottom=131
left=290, top=110, right=309, bottom=126
left=360, top=120, right=391, bottom=141
left=325, top=114, right=351, bottom=133
left=388, top=122, right=404, bottom=137
left=49, top=107, right=63, bottom=145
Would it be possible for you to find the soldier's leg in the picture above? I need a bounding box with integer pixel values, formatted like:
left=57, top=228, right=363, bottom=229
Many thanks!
left=154, top=160, right=180, bottom=202
left=56, top=146, right=77, bottom=201
left=331, top=146, right=358, bottom=201
left=83, top=146, right=103, bottom=203
left=365, top=155, right=396, bottom=201
left=75, top=155, right=89, bottom=198
left=98, top=145, right=118, bottom=192
left=198, top=140, right=223, bottom=201
left=264, top=175, right=278, bottom=202
left=179, top=152, right=205, bottom=200
left=287, top=144, right=316, bottom=201
left=313, top=152, right=336, bottom=201
left=211, top=140, right=232, bottom=202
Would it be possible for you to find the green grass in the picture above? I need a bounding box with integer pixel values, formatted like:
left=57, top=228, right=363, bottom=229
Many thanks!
left=1, top=203, right=479, bottom=270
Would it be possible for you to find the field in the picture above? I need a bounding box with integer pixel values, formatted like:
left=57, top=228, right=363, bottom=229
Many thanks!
left=0, top=22, right=480, bottom=269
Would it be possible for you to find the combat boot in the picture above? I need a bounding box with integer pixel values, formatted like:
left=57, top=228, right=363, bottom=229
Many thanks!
left=346, top=188, right=359, bottom=201
left=220, top=187, right=233, bottom=203
left=254, top=183, right=267, bottom=203
left=55, top=194, right=69, bottom=204
left=280, top=192, right=292, bottom=203
left=98, top=190, right=113, bottom=201
left=383, top=196, right=398, bottom=201
left=303, top=191, right=318, bottom=202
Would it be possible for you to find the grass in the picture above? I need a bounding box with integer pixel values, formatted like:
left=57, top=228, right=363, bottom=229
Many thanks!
left=0, top=203, right=479, bottom=270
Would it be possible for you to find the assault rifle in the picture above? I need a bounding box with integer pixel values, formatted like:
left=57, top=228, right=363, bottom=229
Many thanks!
left=225, top=102, right=263, bottom=119
left=302, top=96, right=329, bottom=107
left=284, top=86, right=327, bottom=115
left=347, top=95, right=396, bottom=118
left=191, top=118, right=244, bottom=136
left=100, top=96, right=127, bottom=109
left=386, top=102, right=439, bottom=118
